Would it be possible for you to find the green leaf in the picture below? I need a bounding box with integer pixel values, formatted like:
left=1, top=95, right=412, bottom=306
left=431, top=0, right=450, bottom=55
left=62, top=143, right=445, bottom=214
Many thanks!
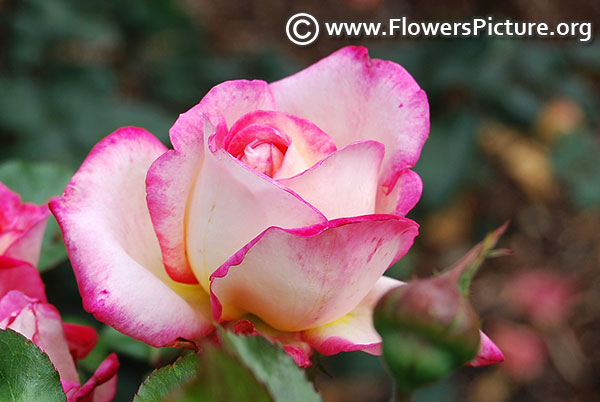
left=134, top=353, right=198, bottom=402
left=552, top=131, right=600, bottom=210
left=0, top=160, right=73, bottom=271
left=0, top=329, right=66, bottom=402
left=171, top=347, right=274, bottom=402
left=415, top=111, right=480, bottom=210
left=134, top=330, right=322, bottom=402
left=134, top=347, right=274, bottom=402
left=220, top=329, right=321, bottom=402
left=38, top=217, right=67, bottom=272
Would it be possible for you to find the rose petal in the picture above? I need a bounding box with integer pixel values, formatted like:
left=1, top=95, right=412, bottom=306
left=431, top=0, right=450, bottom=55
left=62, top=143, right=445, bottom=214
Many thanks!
left=273, top=143, right=310, bottom=180
left=467, top=330, right=505, bottom=367
left=211, top=215, right=418, bottom=332
left=270, top=46, right=429, bottom=192
left=232, top=318, right=314, bottom=368
left=0, top=256, right=47, bottom=301
left=303, top=275, right=403, bottom=356
left=0, top=289, right=34, bottom=325
left=62, top=380, right=80, bottom=399
left=71, top=353, right=119, bottom=402
left=279, top=141, right=384, bottom=219
left=375, top=169, right=423, bottom=217
left=50, top=127, right=213, bottom=347
left=146, top=127, right=205, bottom=284
left=225, top=110, right=337, bottom=172
left=147, top=81, right=278, bottom=284
left=170, top=80, right=277, bottom=150
left=62, top=323, right=98, bottom=361
left=185, top=120, right=327, bottom=293
left=0, top=182, right=49, bottom=266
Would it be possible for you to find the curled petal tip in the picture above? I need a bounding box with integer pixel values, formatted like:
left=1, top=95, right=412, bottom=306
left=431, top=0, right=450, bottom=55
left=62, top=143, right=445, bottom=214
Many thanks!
left=468, top=331, right=505, bottom=367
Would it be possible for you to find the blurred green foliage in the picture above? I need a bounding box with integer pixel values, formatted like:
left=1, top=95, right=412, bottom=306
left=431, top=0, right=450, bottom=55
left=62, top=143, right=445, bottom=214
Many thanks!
left=372, top=40, right=600, bottom=213
left=1, top=0, right=294, bottom=165
left=135, top=330, right=321, bottom=402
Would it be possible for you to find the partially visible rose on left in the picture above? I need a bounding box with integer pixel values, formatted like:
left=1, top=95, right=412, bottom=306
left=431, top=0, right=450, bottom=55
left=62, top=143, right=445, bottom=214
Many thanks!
left=0, top=182, right=119, bottom=402
left=0, top=182, right=49, bottom=266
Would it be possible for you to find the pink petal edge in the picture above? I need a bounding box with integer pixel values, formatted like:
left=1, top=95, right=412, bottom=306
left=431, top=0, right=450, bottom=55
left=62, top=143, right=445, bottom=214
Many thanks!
left=270, top=45, right=429, bottom=195
left=210, top=215, right=418, bottom=332
left=50, top=127, right=213, bottom=347
left=468, top=330, right=505, bottom=367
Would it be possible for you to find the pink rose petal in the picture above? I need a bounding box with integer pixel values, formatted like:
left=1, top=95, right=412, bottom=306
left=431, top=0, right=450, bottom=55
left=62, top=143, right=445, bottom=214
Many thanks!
left=211, top=215, right=418, bottom=331
left=279, top=140, right=384, bottom=219
left=0, top=256, right=47, bottom=301
left=0, top=182, right=50, bottom=266
left=50, top=127, right=213, bottom=347
left=303, top=276, right=403, bottom=355
left=270, top=46, right=429, bottom=195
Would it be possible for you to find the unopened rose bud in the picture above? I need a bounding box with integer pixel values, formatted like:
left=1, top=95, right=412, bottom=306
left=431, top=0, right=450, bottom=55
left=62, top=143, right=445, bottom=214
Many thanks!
left=374, top=275, right=481, bottom=392
left=374, top=224, right=509, bottom=393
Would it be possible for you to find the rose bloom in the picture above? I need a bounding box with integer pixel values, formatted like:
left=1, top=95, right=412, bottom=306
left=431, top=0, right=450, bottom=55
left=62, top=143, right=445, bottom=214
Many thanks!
left=51, top=47, right=498, bottom=366
left=0, top=183, right=118, bottom=401
left=0, top=182, right=49, bottom=266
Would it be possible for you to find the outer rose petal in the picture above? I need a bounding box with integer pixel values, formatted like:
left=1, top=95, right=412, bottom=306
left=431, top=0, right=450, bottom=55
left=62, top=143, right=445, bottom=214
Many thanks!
left=375, top=169, right=423, bottom=217
left=211, top=215, right=418, bottom=332
left=148, top=81, right=278, bottom=284
left=50, top=127, right=213, bottom=347
left=279, top=141, right=384, bottom=219
left=468, top=331, right=505, bottom=367
left=303, top=276, right=403, bottom=356
left=62, top=323, right=98, bottom=361
left=185, top=120, right=327, bottom=292
left=270, top=46, right=429, bottom=193
left=0, top=256, right=47, bottom=301
left=0, top=182, right=49, bottom=266
left=70, top=353, right=119, bottom=402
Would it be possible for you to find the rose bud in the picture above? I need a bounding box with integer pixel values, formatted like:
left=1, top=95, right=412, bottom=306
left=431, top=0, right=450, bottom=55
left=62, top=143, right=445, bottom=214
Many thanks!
left=374, top=224, right=508, bottom=393
left=374, top=275, right=481, bottom=391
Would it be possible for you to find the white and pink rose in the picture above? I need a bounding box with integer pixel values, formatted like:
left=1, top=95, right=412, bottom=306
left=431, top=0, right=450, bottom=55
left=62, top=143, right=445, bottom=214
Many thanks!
left=50, top=46, right=501, bottom=366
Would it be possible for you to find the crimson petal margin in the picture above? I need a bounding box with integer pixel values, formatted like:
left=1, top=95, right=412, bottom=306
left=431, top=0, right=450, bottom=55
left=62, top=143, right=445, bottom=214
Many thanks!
left=170, top=80, right=278, bottom=150
left=50, top=127, right=213, bottom=347
left=468, top=331, right=505, bottom=367
left=210, top=215, right=418, bottom=332
left=375, top=169, right=423, bottom=217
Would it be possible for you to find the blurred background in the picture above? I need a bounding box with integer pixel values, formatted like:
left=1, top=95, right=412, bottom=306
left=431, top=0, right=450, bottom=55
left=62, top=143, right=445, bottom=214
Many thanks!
left=1, top=0, right=599, bottom=401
